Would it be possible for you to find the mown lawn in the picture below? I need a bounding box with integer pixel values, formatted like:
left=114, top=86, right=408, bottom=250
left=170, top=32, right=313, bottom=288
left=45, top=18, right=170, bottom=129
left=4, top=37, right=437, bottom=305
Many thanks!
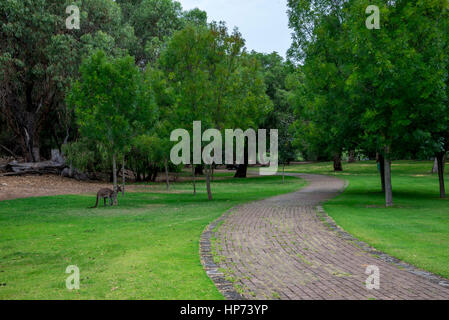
left=280, top=160, right=449, bottom=279
left=0, top=175, right=305, bottom=300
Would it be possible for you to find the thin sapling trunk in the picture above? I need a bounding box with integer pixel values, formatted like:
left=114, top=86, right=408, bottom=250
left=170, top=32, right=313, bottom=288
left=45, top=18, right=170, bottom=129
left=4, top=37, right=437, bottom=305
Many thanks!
left=384, top=146, right=393, bottom=207
left=206, top=165, right=213, bottom=201
left=436, top=152, right=446, bottom=199
left=122, top=157, right=125, bottom=196
left=378, top=153, right=386, bottom=193
left=191, top=165, right=196, bottom=195
left=112, top=153, right=118, bottom=205
left=164, top=157, right=170, bottom=191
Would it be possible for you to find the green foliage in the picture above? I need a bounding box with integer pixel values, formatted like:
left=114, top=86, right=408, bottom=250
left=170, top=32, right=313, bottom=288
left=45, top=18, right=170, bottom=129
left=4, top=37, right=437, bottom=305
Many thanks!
left=129, top=133, right=171, bottom=179
left=158, top=22, right=271, bottom=134
left=0, top=0, right=208, bottom=160
left=251, top=52, right=296, bottom=163
left=287, top=0, right=449, bottom=202
left=156, top=22, right=272, bottom=197
left=0, top=0, right=135, bottom=160
left=288, top=1, right=362, bottom=161
left=346, top=0, right=448, bottom=158
left=117, top=0, right=208, bottom=66
left=182, top=8, right=208, bottom=27
left=62, top=139, right=100, bottom=172
left=67, top=51, right=155, bottom=189
left=68, top=51, right=154, bottom=153
left=126, top=0, right=184, bottom=65
left=288, top=0, right=449, bottom=158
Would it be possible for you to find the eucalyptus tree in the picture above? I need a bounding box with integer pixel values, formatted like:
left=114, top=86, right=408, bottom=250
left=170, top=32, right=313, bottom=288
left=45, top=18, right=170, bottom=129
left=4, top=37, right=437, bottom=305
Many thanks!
left=0, top=0, right=134, bottom=162
left=205, top=24, right=271, bottom=181
left=116, top=0, right=208, bottom=67
left=68, top=51, right=155, bottom=202
left=157, top=24, right=213, bottom=195
left=158, top=23, right=270, bottom=199
left=143, top=66, right=180, bottom=190
left=122, top=0, right=184, bottom=66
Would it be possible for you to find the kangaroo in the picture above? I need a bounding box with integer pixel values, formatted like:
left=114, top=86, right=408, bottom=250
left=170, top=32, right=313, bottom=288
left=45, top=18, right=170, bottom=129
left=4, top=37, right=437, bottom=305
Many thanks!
left=90, top=186, right=122, bottom=208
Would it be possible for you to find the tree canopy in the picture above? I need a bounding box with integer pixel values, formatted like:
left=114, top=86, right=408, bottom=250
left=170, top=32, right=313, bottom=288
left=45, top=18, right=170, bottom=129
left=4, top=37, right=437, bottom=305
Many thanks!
left=67, top=51, right=155, bottom=199
left=287, top=0, right=449, bottom=205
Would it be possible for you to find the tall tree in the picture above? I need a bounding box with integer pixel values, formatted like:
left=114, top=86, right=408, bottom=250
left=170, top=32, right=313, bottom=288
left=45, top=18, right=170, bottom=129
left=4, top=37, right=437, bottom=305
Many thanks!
left=206, top=25, right=271, bottom=181
left=158, top=24, right=212, bottom=195
left=251, top=52, right=296, bottom=177
left=429, top=2, right=449, bottom=198
left=287, top=0, right=362, bottom=171
left=345, top=0, right=448, bottom=206
left=0, top=0, right=134, bottom=161
left=158, top=23, right=270, bottom=199
left=67, top=51, right=155, bottom=201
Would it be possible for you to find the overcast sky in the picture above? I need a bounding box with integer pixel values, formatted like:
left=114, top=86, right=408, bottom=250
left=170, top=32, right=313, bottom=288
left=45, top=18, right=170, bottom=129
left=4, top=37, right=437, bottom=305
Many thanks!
left=177, top=0, right=292, bottom=59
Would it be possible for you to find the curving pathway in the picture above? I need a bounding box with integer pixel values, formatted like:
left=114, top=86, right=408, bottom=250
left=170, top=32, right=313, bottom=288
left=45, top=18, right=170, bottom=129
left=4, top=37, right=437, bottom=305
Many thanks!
left=203, top=174, right=449, bottom=300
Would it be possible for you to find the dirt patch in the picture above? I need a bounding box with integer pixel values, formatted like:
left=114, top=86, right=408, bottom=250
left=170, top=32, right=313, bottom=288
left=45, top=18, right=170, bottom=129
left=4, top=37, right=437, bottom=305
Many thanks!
left=0, top=175, right=115, bottom=202
left=0, top=169, right=258, bottom=202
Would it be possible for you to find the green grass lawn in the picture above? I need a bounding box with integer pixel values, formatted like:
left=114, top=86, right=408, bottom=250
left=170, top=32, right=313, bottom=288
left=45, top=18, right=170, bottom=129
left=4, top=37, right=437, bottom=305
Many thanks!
left=279, top=160, right=449, bottom=279
left=0, top=175, right=305, bottom=300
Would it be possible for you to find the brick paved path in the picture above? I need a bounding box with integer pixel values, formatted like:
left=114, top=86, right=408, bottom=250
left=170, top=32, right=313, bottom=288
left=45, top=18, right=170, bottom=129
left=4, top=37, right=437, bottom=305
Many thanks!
left=212, top=174, right=449, bottom=300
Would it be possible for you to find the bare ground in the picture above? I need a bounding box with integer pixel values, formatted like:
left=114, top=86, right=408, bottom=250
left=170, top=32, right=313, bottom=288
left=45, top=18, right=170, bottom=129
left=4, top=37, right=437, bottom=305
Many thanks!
left=0, top=175, right=116, bottom=202
left=0, top=170, right=244, bottom=201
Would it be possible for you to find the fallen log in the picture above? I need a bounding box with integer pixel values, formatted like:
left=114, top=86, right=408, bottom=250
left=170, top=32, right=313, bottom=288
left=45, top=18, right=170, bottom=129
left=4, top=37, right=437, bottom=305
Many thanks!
left=5, top=160, right=66, bottom=175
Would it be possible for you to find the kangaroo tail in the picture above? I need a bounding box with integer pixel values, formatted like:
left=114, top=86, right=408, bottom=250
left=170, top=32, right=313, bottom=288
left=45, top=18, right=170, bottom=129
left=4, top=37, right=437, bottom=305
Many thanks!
left=88, top=195, right=99, bottom=209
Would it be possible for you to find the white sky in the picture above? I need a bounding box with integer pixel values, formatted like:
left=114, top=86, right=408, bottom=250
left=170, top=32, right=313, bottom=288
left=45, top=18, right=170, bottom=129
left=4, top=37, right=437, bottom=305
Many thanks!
left=177, top=0, right=292, bottom=58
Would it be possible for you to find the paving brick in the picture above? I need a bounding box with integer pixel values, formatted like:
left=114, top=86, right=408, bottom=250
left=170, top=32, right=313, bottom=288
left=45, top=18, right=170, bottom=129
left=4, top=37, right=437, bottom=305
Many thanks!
left=203, top=174, right=449, bottom=300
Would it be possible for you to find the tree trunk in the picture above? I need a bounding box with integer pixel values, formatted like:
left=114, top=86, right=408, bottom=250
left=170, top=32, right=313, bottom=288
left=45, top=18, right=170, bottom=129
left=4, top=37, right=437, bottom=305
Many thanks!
left=206, top=165, right=213, bottom=201
left=164, top=157, right=170, bottom=191
left=432, top=158, right=438, bottom=174
left=135, top=165, right=142, bottom=182
left=348, top=150, right=356, bottom=163
left=121, top=157, right=125, bottom=196
left=333, top=153, right=343, bottom=172
left=32, top=147, right=40, bottom=162
left=234, top=164, right=248, bottom=178
left=282, top=163, right=285, bottom=184
left=150, top=164, right=158, bottom=182
left=384, top=146, right=393, bottom=207
left=26, top=125, right=40, bottom=162
left=112, top=154, right=118, bottom=205
left=377, top=153, right=386, bottom=193
left=191, top=165, right=196, bottom=195
left=436, top=152, right=446, bottom=199
left=21, top=124, right=38, bottom=162
left=195, top=165, right=204, bottom=176
left=234, top=140, right=248, bottom=178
